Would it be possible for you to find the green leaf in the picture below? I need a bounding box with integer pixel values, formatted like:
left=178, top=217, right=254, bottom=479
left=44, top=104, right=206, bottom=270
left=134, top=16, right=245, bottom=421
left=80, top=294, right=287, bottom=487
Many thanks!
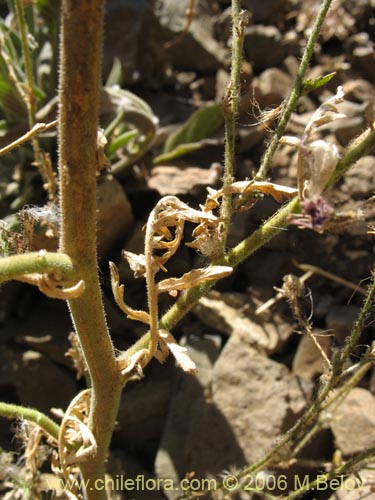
left=106, top=129, right=138, bottom=157
left=105, top=57, right=122, bottom=87
left=154, top=142, right=206, bottom=165
left=303, top=72, right=336, bottom=95
left=164, top=103, right=224, bottom=154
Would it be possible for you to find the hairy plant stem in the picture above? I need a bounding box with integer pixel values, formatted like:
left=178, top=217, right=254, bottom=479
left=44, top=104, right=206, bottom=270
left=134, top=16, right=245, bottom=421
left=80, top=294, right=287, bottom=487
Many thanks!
left=14, top=0, right=43, bottom=167
left=0, top=402, right=59, bottom=441
left=256, top=0, right=333, bottom=180
left=218, top=0, right=245, bottom=255
left=0, top=251, right=75, bottom=284
left=58, top=1, right=121, bottom=498
left=14, top=0, right=37, bottom=128
left=328, top=124, right=375, bottom=187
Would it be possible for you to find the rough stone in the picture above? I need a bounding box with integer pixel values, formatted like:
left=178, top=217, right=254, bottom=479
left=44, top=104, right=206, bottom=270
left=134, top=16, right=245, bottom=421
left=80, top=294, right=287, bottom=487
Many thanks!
left=241, top=0, right=290, bottom=24
left=155, top=335, right=222, bottom=499
left=114, top=361, right=174, bottom=459
left=183, top=331, right=312, bottom=477
left=148, top=163, right=221, bottom=196
left=244, top=26, right=286, bottom=71
left=15, top=350, right=79, bottom=414
left=292, top=333, right=332, bottom=378
left=341, top=156, right=375, bottom=200
left=193, top=291, right=294, bottom=354
left=97, top=175, right=134, bottom=259
left=325, top=305, right=361, bottom=345
left=330, top=388, right=375, bottom=455
left=155, top=0, right=229, bottom=73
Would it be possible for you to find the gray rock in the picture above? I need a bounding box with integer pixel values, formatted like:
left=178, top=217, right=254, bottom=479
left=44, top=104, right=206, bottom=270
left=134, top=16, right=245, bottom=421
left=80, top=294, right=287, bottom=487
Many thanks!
left=292, top=333, right=332, bottom=378
left=244, top=26, right=286, bottom=71
left=193, top=291, right=294, bottom=354
left=155, top=0, right=229, bottom=72
left=97, top=175, right=134, bottom=259
left=330, top=388, right=375, bottom=456
left=242, top=0, right=290, bottom=24
left=325, top=305, right=361, bottom=345
left=155, top=335, right=221, bottom=499
left=15, top=350, right=79, bottom=414
left=115, top=361, right=174, bottom=458
left=341, top=156, right=375, bottom=200
left=253, top=68, right=293, bottom=109
left=183, top=331, right=312, bottom=477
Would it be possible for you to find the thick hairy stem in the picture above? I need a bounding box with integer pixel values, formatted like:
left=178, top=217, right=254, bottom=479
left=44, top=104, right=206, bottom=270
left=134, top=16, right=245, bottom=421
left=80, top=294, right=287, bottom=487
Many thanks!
left=0, top=402, right=59, bottom=441
left=256, top=0, right=333, bottom=180
left=58, top=1, right=121, bottom=498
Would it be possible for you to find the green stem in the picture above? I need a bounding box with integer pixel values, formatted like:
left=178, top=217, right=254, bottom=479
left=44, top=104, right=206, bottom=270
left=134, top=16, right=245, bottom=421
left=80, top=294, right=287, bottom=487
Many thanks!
left=0, top=251, right=76, bottom=284
left=328, top=125, right=375, bottom=187
left=340, top=271, right=375, bottom=365
left=58, top=1, right=121, bottom=498
left=219, top=1, right=245, bottom=255
left=256, top=0, right=333, bottom=180
left=14, top=0, right=37, bottom=128
left=0, top=402, right=59, bottom=441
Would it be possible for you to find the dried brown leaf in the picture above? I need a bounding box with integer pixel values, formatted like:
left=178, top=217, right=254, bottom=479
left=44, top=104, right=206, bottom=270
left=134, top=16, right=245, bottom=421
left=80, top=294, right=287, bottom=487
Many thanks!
left=157, top=266, right=233, bottom=294
left=159, top=330, right=197, bottom=373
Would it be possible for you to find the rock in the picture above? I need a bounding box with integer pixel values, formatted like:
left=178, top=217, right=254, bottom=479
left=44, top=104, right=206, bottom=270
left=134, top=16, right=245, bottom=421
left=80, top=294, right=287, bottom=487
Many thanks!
left=328, top=469, right=375, bottom=500
left=183, top=332, right=312, bottom=477
left=292, top=333, right=332, bottom=378
left=244, top=26, right=287, bottom=71
left=15, top=350, right=79, bottom=414
left=341, top=156, right=375, bottom=200
left=241, top=0, right=290, bottom=24
left=252, top=68, right=293, bottom=109
left=328, top=100, right=366, bottom=145
left=193, top=291, right=294, bottom=354
left=114, top=361, right=174, bottom=459
left=103, top=0, right=149, bottom=83
left=330, top=388, right=375, bottom=455
left=325, top=305, right=361, bottom=345
left=148, top=163, right=221, bottom=196
left=109, top=450, right=166, bottom=500
left=155, top=0, right=229, bottom=73
left=97, top=175, right=134, bottom=258
left=13, top=299, right=73, bottom=368
left=351, top=45, right=374, bottom=82
left=342, top=79, right=375, bottom=104
left=155, top=335, right=221, bottom=499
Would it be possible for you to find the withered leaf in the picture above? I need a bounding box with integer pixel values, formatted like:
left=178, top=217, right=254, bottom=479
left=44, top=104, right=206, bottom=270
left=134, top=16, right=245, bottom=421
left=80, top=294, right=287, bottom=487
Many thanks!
left=157, top=266, right=233, bottom=294
left=159, top=330, right=197, bottom=373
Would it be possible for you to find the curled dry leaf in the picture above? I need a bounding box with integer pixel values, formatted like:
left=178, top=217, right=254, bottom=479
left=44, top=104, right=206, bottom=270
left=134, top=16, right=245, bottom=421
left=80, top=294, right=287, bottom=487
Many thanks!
left=109, top=261, right=150, bottom=324
left=157, top=266, right=233, bottom=294
left=122, top=250, right=147, bottom=278
left=57, top=389, right=96, bottom=482
left=304, top=86, right=345, bottom=138
left=158, top=330, right=197, bottom=374
left=204, top=181, right=298, bottom=208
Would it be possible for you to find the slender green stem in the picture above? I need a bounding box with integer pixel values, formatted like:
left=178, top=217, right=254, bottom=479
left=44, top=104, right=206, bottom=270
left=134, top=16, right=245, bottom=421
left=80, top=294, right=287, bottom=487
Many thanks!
left=219, top=1, right=245, bottom=255
left=0, top=402, right=59, bottom=441
left=256, top=0, right=333, bottom=180
left=14, top=0, right=37, bottom=128
left=282, top=446, right=375, bottom=500
left=0, top=251, right=76, bottom=284
left=58, top=1, right=121, bottom=498
left=341, top=271, right=375, bottom=365
left=328, top=125, right=375, bottom=187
